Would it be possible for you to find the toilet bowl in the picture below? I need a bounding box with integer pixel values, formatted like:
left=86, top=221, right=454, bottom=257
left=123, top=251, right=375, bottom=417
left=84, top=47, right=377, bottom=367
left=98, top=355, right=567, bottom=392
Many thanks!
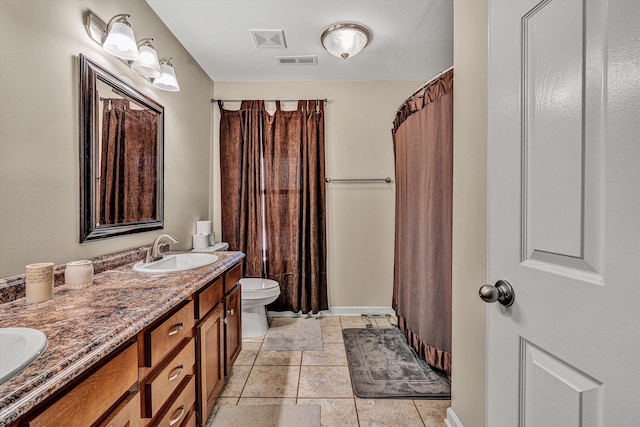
left=240, top=278, right=281, bottom=339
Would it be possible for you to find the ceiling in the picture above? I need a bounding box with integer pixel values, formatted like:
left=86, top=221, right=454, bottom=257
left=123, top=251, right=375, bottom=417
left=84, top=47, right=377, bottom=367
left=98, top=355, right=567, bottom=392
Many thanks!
left=145, top=0, right=453, bottom=82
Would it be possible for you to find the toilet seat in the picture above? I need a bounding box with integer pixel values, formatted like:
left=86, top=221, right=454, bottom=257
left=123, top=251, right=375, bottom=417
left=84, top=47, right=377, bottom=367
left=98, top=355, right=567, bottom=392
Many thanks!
left=240, top=278, right=280, bottom=300
left=240, top=278, right=279, bottom=290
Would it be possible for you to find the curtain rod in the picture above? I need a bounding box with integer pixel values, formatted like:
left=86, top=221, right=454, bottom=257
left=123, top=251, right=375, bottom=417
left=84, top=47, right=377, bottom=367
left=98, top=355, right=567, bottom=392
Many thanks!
left=398, top=66, right=454, bottom=111
left=211, top=98, right=328, bottom=103
left=408, top=66, right=453, bottom=99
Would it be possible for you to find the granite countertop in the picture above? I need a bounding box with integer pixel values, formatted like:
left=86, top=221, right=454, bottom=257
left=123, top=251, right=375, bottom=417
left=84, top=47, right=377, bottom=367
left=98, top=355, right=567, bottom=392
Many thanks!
left=0, top=251, right=244, bottom=426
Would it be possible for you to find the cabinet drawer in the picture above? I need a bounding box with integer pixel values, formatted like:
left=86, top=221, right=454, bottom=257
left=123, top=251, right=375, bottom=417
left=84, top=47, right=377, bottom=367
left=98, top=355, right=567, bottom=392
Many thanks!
left=153, top=375, right=195, bottom=427
left=145, top=301, right=194, bottom=367
left=224, top=263, right=242, bottom=294
left=98, top=391, right=141, bottom=427
left=144, top=338, right=195, bottom=418
left=28, top=343, right=138, bottom=427
left=196, top=277, right=223, bottom=319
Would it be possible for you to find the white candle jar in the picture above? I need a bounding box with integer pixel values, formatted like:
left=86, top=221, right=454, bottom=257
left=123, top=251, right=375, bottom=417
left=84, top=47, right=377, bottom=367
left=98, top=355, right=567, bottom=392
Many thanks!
left=64, top=260, right=94, bottom=289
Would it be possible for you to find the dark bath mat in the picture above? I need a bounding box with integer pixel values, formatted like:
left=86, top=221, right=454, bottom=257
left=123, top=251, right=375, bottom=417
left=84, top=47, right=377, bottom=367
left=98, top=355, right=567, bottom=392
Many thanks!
left=343, top=327, right=450, bottom=399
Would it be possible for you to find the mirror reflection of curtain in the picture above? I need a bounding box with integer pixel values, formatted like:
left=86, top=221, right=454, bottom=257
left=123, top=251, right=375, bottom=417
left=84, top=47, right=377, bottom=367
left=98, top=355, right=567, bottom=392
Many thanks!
left=100, top=98, right=158, bottom=225
left=219, top=100, right=328, bottom=313
left=392, top=70, right=453, bottom=374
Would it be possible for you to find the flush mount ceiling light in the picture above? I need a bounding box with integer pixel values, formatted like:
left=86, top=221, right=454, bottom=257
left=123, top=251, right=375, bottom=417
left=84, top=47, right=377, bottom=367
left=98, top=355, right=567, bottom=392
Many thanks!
left=103, top=14, right=139, bottom=60
left=131, top=38, right=162, bottom=78
left=321, top=23, right=371, bottom=60
left=152, top=57, right=180, bottom=92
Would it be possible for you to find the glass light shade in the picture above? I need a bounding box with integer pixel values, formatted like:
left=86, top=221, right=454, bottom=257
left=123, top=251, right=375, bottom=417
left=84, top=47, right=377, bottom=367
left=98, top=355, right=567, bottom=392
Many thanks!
left=103, top=15, right=139, bottom=60
left=321, top=23, right=370, bottom=60
left=153, top=59, right=180, bottom=92
left=131, top=39, right=162, bottom=78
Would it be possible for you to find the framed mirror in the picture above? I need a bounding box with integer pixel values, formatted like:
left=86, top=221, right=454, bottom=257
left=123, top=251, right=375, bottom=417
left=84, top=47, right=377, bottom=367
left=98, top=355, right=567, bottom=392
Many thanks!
left=79, top=54, right=164, bottom=242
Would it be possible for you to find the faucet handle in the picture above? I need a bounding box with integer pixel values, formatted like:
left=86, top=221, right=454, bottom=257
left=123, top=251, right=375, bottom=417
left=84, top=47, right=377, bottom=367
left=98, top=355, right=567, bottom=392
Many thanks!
left=145, top=247, right=153, bottom=264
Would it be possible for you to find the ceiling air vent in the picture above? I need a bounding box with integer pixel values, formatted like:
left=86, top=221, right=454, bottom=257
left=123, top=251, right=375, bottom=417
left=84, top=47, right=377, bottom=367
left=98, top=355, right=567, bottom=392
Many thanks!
left=250, top=30, right=287, bottom=48
left=276, top=55, right=318, bottom=65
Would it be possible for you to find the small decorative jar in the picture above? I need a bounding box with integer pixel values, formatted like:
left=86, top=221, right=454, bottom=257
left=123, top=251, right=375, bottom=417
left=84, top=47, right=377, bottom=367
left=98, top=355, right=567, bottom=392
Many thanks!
left=64, top=260, right=94, bottom=289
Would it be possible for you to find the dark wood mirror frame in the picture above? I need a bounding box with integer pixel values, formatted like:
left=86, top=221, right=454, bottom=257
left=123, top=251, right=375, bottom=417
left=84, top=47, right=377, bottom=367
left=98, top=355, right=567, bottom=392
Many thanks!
left=79, top=54, right=164, bottom=242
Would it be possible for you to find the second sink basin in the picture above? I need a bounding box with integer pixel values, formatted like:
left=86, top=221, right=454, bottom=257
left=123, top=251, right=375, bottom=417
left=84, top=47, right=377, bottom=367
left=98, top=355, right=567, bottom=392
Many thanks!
left=133, top=253, right=219, bottom=274
left=0, top=328, right=48, bottom=385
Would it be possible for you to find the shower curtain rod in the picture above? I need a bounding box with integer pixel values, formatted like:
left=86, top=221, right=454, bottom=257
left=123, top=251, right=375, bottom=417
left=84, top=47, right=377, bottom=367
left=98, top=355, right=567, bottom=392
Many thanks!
left=398, top=66, right=454, bottom=111
left=211, top=98, right=328, bottom=104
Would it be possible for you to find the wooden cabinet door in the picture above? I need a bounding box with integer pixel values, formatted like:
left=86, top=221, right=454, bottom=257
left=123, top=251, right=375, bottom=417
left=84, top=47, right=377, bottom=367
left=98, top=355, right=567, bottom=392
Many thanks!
left=195, top=303, right=225, bottom=426
left=224, top=285, right=242, bottom=375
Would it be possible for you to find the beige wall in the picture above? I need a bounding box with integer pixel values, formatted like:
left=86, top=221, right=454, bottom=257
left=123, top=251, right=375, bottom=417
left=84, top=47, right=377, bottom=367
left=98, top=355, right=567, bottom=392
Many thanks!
left=451, top=0, right=488, bottom=425
left=212, top=81, right=420, bottom=308
left=0, top=0, right=214, bottom=277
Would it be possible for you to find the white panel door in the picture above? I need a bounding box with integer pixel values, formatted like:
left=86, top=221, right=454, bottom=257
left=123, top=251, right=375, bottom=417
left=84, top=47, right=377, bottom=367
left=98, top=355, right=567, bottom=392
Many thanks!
left=487, top=0, right=640, bottom=425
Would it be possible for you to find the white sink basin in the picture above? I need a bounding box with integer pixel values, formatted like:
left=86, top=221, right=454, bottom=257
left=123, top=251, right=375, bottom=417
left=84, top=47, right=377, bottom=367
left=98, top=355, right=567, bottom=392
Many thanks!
left=0, top=328, right=47, bottom=385
left=133, top=253, right=219, bottom=274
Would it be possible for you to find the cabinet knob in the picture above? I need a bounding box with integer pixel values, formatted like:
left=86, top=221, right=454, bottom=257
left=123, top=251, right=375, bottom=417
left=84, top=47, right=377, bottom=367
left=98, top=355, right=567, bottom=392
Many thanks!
left=227, top=308, right=235, bottom=316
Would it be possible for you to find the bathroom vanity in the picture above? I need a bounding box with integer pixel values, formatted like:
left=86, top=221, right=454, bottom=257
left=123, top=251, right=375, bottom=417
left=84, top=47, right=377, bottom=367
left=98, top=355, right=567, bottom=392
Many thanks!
left=0, top=250, right=244, bottom=427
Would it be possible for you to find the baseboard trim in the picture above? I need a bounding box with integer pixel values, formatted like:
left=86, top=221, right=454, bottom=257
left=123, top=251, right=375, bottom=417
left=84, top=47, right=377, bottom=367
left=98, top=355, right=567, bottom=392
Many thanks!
left=444, top=407, right=465, bottom=427
left=267, top=306, right=395, bottom=317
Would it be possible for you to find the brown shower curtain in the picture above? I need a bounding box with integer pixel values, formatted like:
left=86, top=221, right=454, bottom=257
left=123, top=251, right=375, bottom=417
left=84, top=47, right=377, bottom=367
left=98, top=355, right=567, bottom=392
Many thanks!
left=100, top=99, right=158, bottom=225
left=392, top=70, right=453, bottom=374
left=219, top=100, right=328, bottom=313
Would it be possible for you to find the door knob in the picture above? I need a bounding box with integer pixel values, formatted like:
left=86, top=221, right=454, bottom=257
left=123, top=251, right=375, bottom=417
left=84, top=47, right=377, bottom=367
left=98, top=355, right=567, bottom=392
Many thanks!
left=479, top=280, right=515, bottom=307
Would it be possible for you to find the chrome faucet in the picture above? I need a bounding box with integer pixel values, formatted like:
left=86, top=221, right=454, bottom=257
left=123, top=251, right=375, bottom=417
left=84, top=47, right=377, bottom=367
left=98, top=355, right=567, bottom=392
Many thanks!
left=145, top=234, right=178, bottom=263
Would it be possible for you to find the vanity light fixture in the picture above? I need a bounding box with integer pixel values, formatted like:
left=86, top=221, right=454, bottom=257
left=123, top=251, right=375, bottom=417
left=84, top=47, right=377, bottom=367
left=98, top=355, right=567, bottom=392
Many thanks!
left=321, top=23, right=371, bottom=60
left=84, top=11, right=180, bottom=92
left=152, top=58, right=180, bottom=92
left=102, top=14, right=139, bottom=60
left=131, top=38, right=162, bottom=78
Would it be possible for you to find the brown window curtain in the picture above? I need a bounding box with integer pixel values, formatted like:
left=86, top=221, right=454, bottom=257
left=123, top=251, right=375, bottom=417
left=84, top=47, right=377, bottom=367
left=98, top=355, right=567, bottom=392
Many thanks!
left=219, top=100, right=328, bottom=313
left=100, top=98, right=158, bottom=225
left=392, top=70, right=453, bottom=374
left=218, top=100, right=264, bottom=277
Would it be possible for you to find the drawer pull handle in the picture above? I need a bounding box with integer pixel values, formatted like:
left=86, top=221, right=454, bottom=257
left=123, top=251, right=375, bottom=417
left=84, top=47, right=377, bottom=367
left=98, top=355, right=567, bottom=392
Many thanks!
left=169, top=405, right=185, bottom=426
left=168, top=323, right=183, bottom=336
left=168, top=364, right=184, bottom=382
left=227, top=308, right=235, bottom=316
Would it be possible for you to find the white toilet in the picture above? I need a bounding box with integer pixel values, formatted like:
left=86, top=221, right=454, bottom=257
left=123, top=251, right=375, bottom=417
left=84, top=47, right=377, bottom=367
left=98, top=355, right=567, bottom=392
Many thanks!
left=240, top=278, right=281, bottom=339
left=191, top=242, right=280, bottom=338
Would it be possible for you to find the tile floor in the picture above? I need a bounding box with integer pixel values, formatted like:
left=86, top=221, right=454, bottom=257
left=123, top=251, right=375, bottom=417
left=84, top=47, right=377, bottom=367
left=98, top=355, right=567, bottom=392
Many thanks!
left=207, top=316, right=450, bottom=427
